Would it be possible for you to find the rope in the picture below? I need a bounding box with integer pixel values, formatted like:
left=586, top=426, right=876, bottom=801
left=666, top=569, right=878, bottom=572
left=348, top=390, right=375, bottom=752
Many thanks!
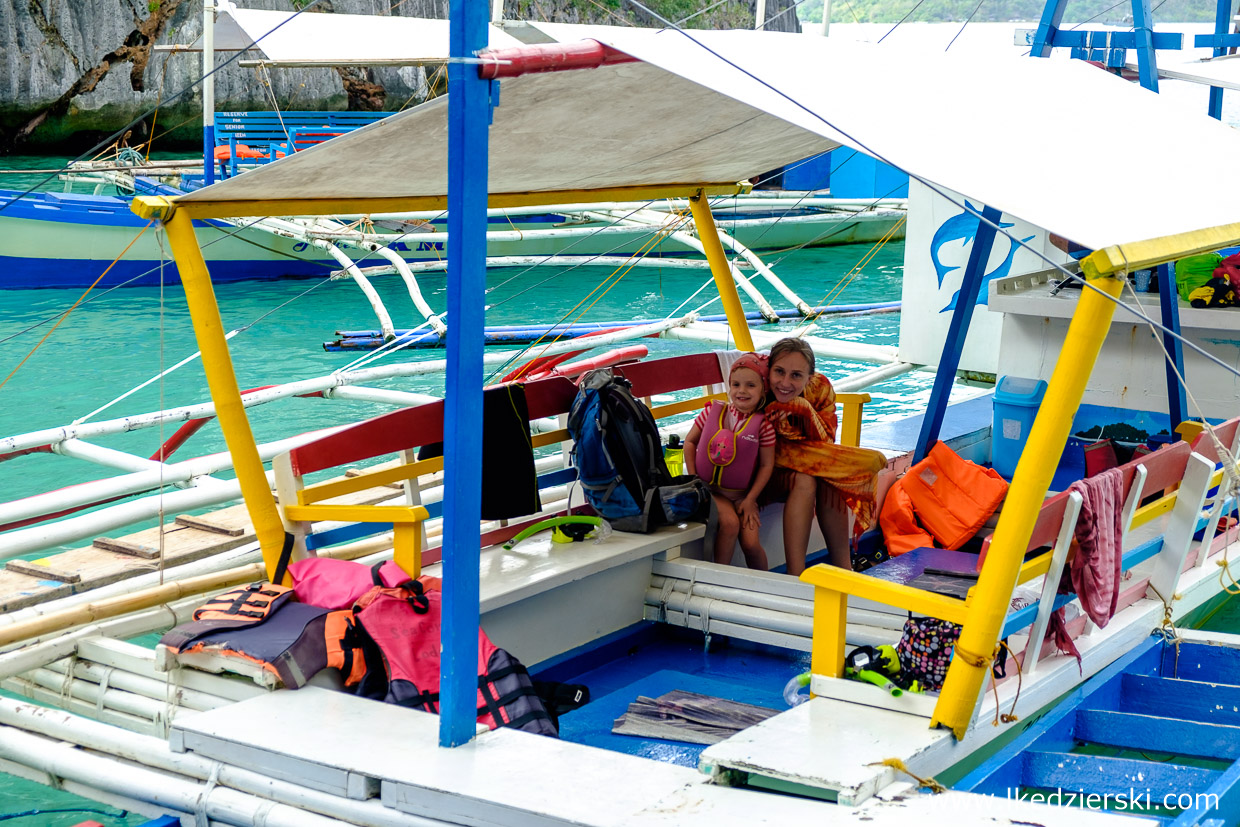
left=1146, top=582, right=1183, bottom=680
left=787, top=215, right=906, bottom=337
left=0, top=221, right=154, bottom=393
left=988, top=641, right=1023, bottom=726
left=866, top=757, right=947, bottom=793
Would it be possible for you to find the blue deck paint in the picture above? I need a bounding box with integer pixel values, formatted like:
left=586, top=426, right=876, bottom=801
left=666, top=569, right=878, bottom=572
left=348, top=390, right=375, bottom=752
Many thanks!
left=864, top=392, right=993, bottom=457
left=540, top=628, right=807, bottom=766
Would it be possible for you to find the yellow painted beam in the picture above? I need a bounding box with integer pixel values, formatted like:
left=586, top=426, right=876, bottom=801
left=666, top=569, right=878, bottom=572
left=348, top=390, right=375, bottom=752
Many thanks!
left=283, top=504, right=429, bottom=524
left=688, top=190, right=754, bottom=352
left=932, top=275, right=1125, bottom=739
left=1081, top=221, right=1240, bottom=279
left=300, top=457, right=444, bottom=505
left=1016, top=551, right=1054, bottom=585
left=1131, top=493, right=1178, bottom=529
left=837, top=392, right=871, bottom=448
left=156, top=183, right=752, bottom=222
left=801, top=565, right=970, bottom=625
left=161, top=209, right=288, bottom=580
left=811, top=587, right=848, bottom=681
left=649, top=392, right=727, bottom=420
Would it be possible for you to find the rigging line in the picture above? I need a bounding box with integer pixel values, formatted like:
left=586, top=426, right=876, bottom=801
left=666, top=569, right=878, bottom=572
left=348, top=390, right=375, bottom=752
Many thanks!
left=664, top=274, right=719, bottom=319
left=0, top=221, right=155, bottom=394
left=485, top=199, right=677, bottom=298
left=484, top=206, right=693, bottom=310
left=713, top=151, right=875, bottom=256
left=945, top=0, right=988, bottom=52
left=788, top=216, right=905, bottom=336
left=74, top=276, right=334, bottom=424
left=677, top=0, right=735, bottom=25
left=581, top=0, right=643, bottom=27
left=0, top=0, right=328, bottom=217
left=877, top=0, right=930, bottom=43
left=628, top=4, right=1240, bottom=383
left=334, top=317, right=437, bottom=373
left=157, top=225, right=167, bottom=585
left=490, top=229, right=674, bottom=384
left=1020, top=0, right=1131, bottom=55
left=839, top=0, right=863, bottom=25
left=0, top=216, right=282, bottom=347
left=761, top=181, right=906, bottom=268
left=144, top=50, right=173, bottom=161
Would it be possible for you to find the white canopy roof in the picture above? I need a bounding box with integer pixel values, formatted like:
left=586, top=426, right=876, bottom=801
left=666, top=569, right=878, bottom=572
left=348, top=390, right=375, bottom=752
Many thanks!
left=178, top=27, right=1240, bottom=251
left=1151, top=55, right=1240, bottom=91
left=181, top=1, right=523, bottom=62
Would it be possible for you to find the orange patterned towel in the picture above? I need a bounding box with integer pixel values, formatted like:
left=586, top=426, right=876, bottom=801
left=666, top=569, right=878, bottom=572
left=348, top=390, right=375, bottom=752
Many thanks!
left=767, top=373, right=886, bottom=537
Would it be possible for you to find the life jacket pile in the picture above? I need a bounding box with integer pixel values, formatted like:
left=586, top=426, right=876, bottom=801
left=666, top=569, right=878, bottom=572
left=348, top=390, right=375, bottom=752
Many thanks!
left=879, top=441, right=1008, bottom=556
left=160, top=563, right=580, bottom=737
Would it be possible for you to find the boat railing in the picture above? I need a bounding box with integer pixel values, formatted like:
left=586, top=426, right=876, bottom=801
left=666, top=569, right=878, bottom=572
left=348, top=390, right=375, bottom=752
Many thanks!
left=801, top=419, right=1235, bottom=728
left=270, top=352, right=873, bottom=577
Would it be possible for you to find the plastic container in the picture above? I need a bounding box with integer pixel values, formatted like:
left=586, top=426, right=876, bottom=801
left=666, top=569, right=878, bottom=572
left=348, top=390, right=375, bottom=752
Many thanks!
left=992, top=376, right=1047, bottom=478
left=664, top=434, right=685, bottom=477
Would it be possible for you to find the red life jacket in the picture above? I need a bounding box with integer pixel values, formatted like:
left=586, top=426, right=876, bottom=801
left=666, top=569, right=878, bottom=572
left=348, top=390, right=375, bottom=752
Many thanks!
left=695, top=401, right=764, bottom=494
left=880, top=441, right=1007, bottom=556
left=336, top=572, right=558, bottom=736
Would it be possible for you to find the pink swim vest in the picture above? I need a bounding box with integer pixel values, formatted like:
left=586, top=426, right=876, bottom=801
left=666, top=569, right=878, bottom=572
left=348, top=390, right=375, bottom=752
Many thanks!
left=695, top=401, right=764, bottom=494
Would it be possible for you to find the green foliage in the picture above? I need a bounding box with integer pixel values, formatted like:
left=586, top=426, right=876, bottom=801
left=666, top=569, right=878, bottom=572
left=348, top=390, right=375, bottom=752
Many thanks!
left=148, top=0, right=160, bottom=10
left=796, top=0, right=1215, bottom=24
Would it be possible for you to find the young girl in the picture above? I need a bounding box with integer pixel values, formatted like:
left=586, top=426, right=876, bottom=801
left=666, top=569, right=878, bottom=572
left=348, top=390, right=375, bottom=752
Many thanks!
left=683, top=353, right=776, bottom=569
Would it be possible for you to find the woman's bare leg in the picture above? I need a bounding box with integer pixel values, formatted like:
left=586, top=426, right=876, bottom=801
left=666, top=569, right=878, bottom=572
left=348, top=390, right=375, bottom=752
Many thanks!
left=816, top=482, right=851, bottom=569
left=782, top=472, right=817, bottom=576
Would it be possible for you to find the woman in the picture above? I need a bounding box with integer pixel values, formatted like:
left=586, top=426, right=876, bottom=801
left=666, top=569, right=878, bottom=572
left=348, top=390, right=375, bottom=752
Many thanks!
left=764, top=338, right=886, bottom=576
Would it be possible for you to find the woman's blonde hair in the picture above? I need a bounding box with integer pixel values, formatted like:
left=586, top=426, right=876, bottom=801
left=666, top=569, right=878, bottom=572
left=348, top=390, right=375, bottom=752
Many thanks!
left=769, top=337, right=815, bottom=374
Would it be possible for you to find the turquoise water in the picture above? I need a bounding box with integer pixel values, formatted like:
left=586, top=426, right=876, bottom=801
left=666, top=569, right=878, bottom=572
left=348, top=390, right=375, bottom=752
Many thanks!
left=0, top=158, right=918, bottom=820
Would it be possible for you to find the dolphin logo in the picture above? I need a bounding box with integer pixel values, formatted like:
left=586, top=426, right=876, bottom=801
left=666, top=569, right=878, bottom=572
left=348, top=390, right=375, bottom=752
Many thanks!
left=929, top=202, right=1015, bottom=288
left=940, top=231, right=1036, bottom=312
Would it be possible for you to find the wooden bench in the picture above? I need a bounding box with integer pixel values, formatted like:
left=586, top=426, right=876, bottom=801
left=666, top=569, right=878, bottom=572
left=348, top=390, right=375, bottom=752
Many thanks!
left=213, top=111, right=392, bottom=177
left=272, top=351, right=872, bottom=581
left=801, top=428, right=1219, bottom=717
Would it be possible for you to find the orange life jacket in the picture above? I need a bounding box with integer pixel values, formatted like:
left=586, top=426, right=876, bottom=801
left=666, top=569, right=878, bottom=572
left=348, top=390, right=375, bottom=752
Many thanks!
left=880, top=441, right=1007, bottom=556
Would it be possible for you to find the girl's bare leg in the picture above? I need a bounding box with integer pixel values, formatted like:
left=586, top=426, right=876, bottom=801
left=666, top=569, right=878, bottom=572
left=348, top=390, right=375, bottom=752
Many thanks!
left=782, top=472, right=817, bottom=576
left=712, top=493, right=741, bottom=565
left=816, top=482, right=851, bottom=569
left=738, top=519, right=769, bottom=571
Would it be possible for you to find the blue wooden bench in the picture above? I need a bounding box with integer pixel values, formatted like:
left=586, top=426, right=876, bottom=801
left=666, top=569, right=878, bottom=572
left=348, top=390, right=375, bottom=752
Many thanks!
left=213, top=111, right=392, bottom=177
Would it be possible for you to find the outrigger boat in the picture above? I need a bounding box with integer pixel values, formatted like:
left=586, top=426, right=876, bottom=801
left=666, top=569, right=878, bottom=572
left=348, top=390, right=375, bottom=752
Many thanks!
left=6, top=10, right=1240, bottom=827
left=0, top=4, right=906, bottom=298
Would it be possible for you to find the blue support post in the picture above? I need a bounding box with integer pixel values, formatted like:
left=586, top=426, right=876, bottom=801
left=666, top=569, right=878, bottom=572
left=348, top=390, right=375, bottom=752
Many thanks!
left=1156, top=262, right=1188, bottom=434
left=1030, top=0, right=1068, bottom=57
left=913, top=205, right=1002, bottom=464
left=1208, top=0, right=1232, bottom=119
left=440, top=0, right=488, bottom=748
left=1130, top=0, right=1160, bottom=92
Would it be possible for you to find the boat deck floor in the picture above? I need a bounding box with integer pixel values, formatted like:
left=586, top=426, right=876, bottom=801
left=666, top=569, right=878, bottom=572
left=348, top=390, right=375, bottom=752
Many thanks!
left=539, top=627, right=807, bottom=767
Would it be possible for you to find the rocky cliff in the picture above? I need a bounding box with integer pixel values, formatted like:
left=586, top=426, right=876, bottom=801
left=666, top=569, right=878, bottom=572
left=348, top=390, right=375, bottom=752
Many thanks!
left=0, top=0, right=800, bottom=153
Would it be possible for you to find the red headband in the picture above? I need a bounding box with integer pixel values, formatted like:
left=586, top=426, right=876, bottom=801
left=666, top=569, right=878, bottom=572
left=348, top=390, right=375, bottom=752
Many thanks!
left=730, top=352, right=769, bottom=388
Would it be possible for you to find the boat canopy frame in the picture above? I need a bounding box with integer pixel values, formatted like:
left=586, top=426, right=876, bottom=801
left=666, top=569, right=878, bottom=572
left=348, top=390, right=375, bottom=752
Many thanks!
left=131, top=22, right=1240, bottom=745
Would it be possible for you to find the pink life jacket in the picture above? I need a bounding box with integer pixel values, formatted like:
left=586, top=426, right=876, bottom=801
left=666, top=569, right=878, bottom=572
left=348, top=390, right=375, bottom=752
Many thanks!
left=342, top=575, right=558, bottom=736
left=695, top=401, right=764, bottom=495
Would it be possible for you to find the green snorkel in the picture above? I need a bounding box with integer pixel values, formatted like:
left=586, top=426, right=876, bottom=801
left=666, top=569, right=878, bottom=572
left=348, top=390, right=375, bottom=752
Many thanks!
left=502, top=516, right=604, bottom=550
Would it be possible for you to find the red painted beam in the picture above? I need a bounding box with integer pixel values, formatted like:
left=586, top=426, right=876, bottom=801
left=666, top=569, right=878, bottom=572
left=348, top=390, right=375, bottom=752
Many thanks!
left=477, top=41, right=638, bottom=79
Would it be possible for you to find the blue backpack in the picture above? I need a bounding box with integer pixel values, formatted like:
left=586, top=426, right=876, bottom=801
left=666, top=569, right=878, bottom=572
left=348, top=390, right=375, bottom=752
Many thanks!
left=567, top=369, right=710, bottom=533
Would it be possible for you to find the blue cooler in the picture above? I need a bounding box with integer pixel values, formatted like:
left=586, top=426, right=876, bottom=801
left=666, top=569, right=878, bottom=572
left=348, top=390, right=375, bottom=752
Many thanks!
left=992, top=376, right=1047, bottom=478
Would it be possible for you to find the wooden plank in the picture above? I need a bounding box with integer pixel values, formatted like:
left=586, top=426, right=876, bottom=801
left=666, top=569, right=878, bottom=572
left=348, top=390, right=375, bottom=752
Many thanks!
left=4, top=559, right=82, bottom=584
left=1023, top=750, right=1218, bottom=797
left=92, top=537, right=161, bottom=558
left=1122, top=674, right=1240, bottom=726
left=174, top=514, right=245, bottom=536
left=1076, top=709, right=1240, bottom=761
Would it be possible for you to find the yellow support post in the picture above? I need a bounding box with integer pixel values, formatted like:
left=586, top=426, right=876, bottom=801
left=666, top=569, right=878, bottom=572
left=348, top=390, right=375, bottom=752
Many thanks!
left=688, top=190, right=755, bottom=351
left=153, top=203, right=289, bottom=580
left=810, top=587, right=848, bottom=680
left=931, top=273, right=1125, bottom=738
